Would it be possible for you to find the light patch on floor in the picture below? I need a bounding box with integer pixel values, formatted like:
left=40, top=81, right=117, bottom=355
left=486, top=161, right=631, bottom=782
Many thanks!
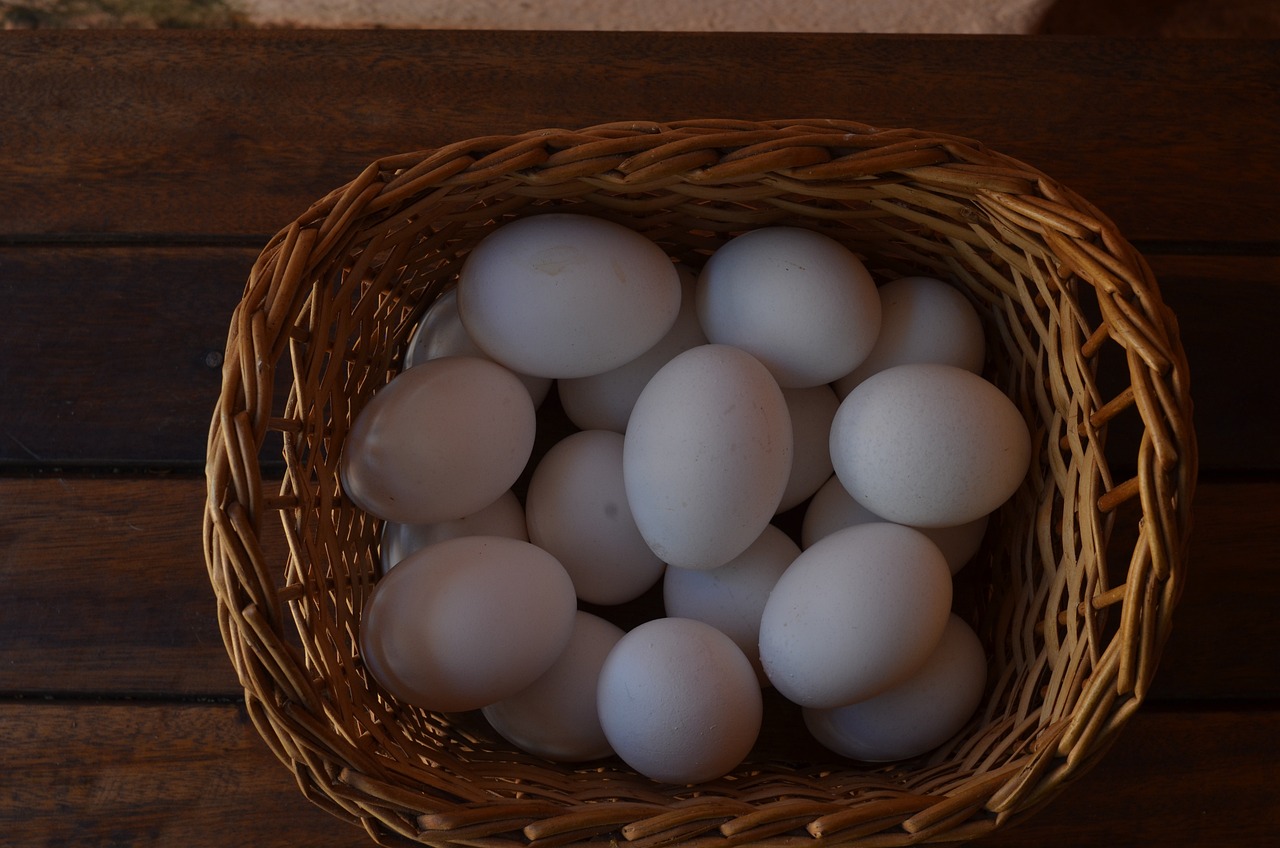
left=241, top=0, right=1055, bottom=33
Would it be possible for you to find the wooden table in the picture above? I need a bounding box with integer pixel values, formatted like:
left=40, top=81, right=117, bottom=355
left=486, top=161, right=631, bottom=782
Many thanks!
left=2, top=30, right=1276, bottom=847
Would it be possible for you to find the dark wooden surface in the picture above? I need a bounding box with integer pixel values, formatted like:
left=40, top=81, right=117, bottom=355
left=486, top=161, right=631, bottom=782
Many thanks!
left=1, top=29, right=1277, bottom=847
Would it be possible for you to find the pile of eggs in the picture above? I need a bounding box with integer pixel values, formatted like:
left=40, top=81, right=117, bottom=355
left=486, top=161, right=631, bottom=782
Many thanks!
left=342, top=212, right=1032, bottom=785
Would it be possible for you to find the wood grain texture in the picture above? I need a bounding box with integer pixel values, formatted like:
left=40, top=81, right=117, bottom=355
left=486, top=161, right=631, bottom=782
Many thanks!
left=1, top=248, right=1273, bottom=471
left=0, top=702, right=1275, bottom=848
left=0, top=476, right=280, bottom=696
left=1, top=31, right=1275, bottom=244
left=1149, top=479, right=1280, bottom=700
left=0, top=245, right=284, bottom=467
left=0, top=701, right=375, bottom=848
left=0, top=476, right=1274, bottom=700
left=974, top=708, right=1280, bottom=846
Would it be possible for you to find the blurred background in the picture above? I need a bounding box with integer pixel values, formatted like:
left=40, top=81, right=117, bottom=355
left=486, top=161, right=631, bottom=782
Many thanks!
left=3, top=0, right=1278, bottom=36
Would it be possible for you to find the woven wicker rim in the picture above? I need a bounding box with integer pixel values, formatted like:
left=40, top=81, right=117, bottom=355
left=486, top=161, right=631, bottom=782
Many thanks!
left=204, top=119, right=1196, bottom=847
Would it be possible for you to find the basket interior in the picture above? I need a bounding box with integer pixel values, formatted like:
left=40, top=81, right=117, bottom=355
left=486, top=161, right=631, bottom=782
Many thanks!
left=220, top=125, right=1191, bottom=843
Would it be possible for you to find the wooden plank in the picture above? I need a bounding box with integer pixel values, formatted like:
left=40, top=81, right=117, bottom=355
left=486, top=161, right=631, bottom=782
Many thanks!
left=0, top=701, right=375, bottom=848
left=975, top=707, right=1280, bottom=846
left=0, top=701, right=1275, bottom=847
left=1149, top=479, right=1280, bottom=700
left=0, top=476, right=257, bottom=696
left=0, top=245, right=280, bottom=467
left=1, top=31, right=1275, bottom=244
left=0, top=476, right=1275, bottom=700
left=1, top=247, right=1273, bottom=470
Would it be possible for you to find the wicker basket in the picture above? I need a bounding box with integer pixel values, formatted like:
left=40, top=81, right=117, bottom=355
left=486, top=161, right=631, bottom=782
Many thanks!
left=204, top=119, right=1196, bottom=847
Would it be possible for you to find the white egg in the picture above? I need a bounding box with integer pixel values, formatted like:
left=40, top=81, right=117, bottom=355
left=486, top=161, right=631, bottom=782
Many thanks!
left=802, top=614, right=987, bottom=762
left=380, top=489, right=528, bottom=573
left=457, top=213, right=682, bottom=378
left=917, top=516, right=989, bottom=576
left=830, top=363, right=1031, bottom=528
left=800, top=474, right=882, bottom=548
left=801, top=475, right=988, bottom=575
left=623, top=344, right=792, bottom=570
left=662, top=524, right=799, bottom=685
left=596, top=617, right=762, bottom=784
left=833, top=276, right=986, bottom=398
left=359, top=536, right=577, bottom=713
left=404, top=288, right=552, bottom=407
left=482, top=611, right=623, bottom=763
left=340, top=356, right=536, bottom=525
left=525, top=430, right=666, bottom=606
left=558, top=267, right=707, bottom=433
left=777, top=384, right=840, bottom=514
left=695, top=227, right=881, bottom=388
left=758, top=522, right=952, bottom=708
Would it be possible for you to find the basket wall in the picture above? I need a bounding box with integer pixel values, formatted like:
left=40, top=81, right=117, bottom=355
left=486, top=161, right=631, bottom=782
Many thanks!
left=203, top=119, right=1196, bottom=847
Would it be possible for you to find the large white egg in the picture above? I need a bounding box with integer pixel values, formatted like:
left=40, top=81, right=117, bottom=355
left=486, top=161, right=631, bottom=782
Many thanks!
left=777, top=384, right=840, bottom=513
left=695, top=227, right=881, bottom=388
left=623, top=344, right=792, bottom=570
left=830, top=363, right=1031, bottom=528
left=340, top=356, right=537, bottom=525
left=482, top=611, right=623, bottom=763
left=758, top=522, right=952, bottom=708
left=803, top=614, right=988, bottom=762
left=662, top=524, right=799, bottom=685
left=359, top=536, right=577, bottom=713
left=596, top=617, right=763, bottom=784
left=558, top=267, right=707, bottom=432
left=833, top=276, right=986, bottom=398
left=801, top=475, right=988, bottom=575
left=525, top=430, right=666, bottom=606
left=457, top=213, right=682, bottom=379
left=404, top=288, right=552, bottom=407
left=380, top=489, right=528, bottom=573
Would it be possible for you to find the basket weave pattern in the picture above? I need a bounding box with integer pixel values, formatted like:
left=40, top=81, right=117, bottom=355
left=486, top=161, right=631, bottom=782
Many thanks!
left=204, top=120, right=1196, bottom=846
